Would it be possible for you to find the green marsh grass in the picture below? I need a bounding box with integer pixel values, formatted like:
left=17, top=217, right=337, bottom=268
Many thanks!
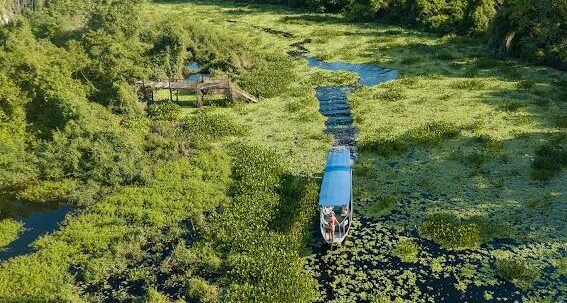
left=419, top=213, right=509, bottom=250
left=496, top=258, right=540, bottom=289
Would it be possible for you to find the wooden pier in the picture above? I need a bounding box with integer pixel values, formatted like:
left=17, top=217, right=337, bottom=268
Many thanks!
left=136, top=78, right=258, bottom=107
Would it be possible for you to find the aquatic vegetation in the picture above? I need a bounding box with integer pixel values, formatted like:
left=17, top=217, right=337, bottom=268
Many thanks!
left=531, top=143, right=567, bottom=181
left=364, top=195, right=398, bottom=217
left=419, top=213, right=508, bottom=250
left=392, top=237, right=419, bottom=263
left=451, top=79, right=486, bottom=90
left=359, top=135, right=407, bottom=157
left=405, top=122, right=460, bottom=145
left=0, top=219, right=23, bottom=249
left=184, top=110, right=250, bottom=146
left=496, top=257, right=540, bottom=289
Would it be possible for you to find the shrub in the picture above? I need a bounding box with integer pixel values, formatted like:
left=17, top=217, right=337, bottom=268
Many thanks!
left=488, top=0, right=567, bottom=71
left=419, top=213, right=508, bottom=250
left=146, top=101, right=182, bottom=121
left=496, top=258, right=540, bottom=289
left=376, top=87, right=407, bottom=102
left=400, top=56, right=425, bottom=65
left=239, top=53, right=297, bottom=98
left=516, top=80, right=535, bottom=91
left=37, top=118, right=150, bottom=187
left=474, top=134, right=502, bottom=151
left=16, top=179, right=79, bottom=203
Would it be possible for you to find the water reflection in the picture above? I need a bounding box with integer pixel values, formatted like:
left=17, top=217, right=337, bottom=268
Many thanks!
left=186, top=62, right=210, bottom=82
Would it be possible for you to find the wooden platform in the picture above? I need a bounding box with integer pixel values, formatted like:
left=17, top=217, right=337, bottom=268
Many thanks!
left=136, top=78, right=258, bottom=107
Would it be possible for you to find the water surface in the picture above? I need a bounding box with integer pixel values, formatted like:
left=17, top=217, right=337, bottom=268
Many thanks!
left=0, top=202, right=71, bottom=261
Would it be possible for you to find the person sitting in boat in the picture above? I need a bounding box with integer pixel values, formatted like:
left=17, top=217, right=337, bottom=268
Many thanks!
left=341, top=207, right=349, bottom=217
left=327, top=211, right=337, bottom=242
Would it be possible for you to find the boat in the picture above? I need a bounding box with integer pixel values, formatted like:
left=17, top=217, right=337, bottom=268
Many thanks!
left=319, top=148, right=353, bottom=245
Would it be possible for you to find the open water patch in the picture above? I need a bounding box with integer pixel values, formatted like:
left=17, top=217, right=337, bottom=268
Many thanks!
left=0, top=202, right=71, bottom=261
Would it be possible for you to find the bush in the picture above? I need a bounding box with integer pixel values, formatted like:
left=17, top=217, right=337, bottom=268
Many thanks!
left=451, top=79, right=486, bottom=90
left=187, top=278, right=219, bottom=303
left=359, top=135, right=408, bottom=156
left=488, top=0, right=567, bottom=70
left=146, top=101, right=182, bottom=121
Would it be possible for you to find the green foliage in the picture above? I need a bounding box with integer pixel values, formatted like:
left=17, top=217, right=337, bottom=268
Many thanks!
left=146, top=101, right=182, bottom=121
left=365, top=195, right=398, bottom=217
left=239, top=53, right=297, bottom=98
left=531, top=143, right=567, bottom=181
left=0, top=131, right=37, bottom=191
left=451, top=79, right=486, bottom=90
left=0, top=218, right=24, bottom=249
left=392, top=237, right=419, bottom=263
left=496, top=257, right=540, bottom=289
left=419, top=213, right=508, bottom=250
left=184, top=110, right=249, bottom=146
left=489, top=0, right=567, bottom=70
left=187, top=278, right=219, bottom=303
left=405, top=121, right=460, bottom=145
left=16, top=179, right=78, bottom=203
left=359, top=135, right=408, bottom=156
left=37, top=116, right=150, bottom=188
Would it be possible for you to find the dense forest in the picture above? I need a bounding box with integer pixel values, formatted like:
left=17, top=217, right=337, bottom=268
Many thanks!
left=0, top=0, right=565, bottom=302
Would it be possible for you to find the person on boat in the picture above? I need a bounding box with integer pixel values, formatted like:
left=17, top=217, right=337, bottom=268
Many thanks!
left=328, top=211, right=337, bottom=242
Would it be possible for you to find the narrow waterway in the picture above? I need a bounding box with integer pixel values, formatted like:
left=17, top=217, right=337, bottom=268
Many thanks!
left=304, top=57, right=398, bottom=159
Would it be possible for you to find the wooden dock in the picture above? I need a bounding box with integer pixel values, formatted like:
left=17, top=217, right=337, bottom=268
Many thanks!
left=136, top=78, right=258, bottom=107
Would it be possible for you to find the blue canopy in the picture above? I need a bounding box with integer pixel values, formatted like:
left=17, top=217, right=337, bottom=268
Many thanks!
left=319, top=149, right=352, bottom=207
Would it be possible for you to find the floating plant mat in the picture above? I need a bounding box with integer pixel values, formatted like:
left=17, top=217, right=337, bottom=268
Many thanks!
left=306, top=214, right=565, bottom=303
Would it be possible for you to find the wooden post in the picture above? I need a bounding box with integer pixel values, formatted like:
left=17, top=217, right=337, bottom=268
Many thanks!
left=196, top=88, right=203, bottom=108
left=227, top=78, right=236, bottom=104
left=142, top=79, right=146, bottom=102
left=168, top=79, right=173, bottom=101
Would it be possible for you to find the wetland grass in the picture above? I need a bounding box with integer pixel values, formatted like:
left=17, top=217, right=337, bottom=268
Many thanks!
left=419, top=213, right=509, bottom=250
left=496, top=258, right=540, bottom=289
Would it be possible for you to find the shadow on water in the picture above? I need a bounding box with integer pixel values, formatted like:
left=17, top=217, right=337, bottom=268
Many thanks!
left=0, top=201, right=71, bottom=261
